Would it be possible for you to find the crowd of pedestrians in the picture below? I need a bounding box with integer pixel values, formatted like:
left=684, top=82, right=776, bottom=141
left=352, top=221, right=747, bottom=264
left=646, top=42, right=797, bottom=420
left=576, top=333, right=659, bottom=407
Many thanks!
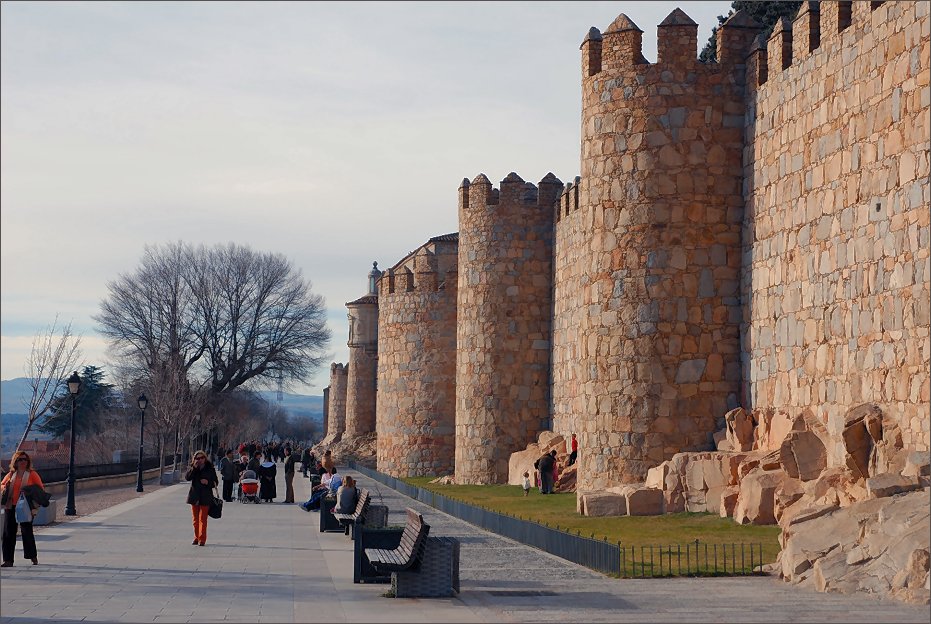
left=184, top=439, right=319, bottom=545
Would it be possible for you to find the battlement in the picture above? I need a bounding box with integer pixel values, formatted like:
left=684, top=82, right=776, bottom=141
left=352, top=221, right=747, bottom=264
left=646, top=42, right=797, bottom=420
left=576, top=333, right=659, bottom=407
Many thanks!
left=459, top=172, right=563, bottom=212
left=554, top=176, right=581, bottom=223
left=751, top=0, right=903, bottom=88
left=581, top=5, right=898, bottom=75
left=330, top=362, right=348, bottom=375
left=379, top=234, right=459, bottom=296
left=380, top=267, right=457, bottom=295
left=584, top=8, right=763, bottom=73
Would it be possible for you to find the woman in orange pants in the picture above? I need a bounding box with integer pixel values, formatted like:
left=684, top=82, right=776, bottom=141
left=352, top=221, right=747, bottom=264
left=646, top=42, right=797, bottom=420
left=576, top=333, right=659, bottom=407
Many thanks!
left=185, top=450, right=218, bottom=546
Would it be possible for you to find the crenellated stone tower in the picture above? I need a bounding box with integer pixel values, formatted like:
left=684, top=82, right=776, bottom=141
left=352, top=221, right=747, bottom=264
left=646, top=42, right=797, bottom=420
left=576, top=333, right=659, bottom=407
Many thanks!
left=354, top=2, right=929, bottom=492
left=344, top=263, right=381, bottom=440
left=376, top=234, right=459, bottom=477
left=551, top=9, right=761, bottom=489
left=323, top=363, right=348, bottom=445
left=322, top=385, right=330, bottom=439
left=455, top=172, right=564, bottom=484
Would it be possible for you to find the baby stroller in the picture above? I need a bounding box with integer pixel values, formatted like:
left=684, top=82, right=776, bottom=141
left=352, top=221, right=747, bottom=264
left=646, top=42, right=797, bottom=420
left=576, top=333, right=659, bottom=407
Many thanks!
left=239, top=469, right=261, bottom=504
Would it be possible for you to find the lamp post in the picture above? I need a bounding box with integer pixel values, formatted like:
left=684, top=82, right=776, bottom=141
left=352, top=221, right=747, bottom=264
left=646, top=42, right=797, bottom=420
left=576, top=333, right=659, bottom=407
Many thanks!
left=135, top=394, right=148, bottom=492
left=65, top=371, right=81, bottom=516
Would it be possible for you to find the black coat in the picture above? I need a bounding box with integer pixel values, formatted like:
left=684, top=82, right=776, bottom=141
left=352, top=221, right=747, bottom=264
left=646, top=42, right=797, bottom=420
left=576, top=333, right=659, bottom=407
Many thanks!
left=284, top=455, right=296, bottom=475
left=185, top=462, right=219, bottom=506
left=217, top=457, right=238, bottom=481
left=258, top=463, right=277, bottom=500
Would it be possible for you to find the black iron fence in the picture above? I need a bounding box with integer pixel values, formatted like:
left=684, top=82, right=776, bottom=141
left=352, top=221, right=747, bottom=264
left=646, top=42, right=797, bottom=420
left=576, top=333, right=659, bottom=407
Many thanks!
left=38, top=456, right=171, bottom=484
left=621, top=541, right=766, bottom=577
left=348, top=461, right=765, bottom=578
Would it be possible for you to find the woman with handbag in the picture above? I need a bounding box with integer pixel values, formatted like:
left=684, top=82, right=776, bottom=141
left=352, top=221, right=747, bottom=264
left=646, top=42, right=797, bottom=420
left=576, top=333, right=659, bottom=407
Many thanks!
left=185, top=450, right=218, bottom=546
left=1, top=451, right=45, bottom=566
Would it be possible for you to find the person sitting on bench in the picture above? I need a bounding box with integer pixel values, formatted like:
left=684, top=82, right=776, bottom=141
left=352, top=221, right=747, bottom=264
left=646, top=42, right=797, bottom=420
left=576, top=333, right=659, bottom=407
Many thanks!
left=300, top=467, right=341, bottom=512
left=333, top=476, right=358, bottom=514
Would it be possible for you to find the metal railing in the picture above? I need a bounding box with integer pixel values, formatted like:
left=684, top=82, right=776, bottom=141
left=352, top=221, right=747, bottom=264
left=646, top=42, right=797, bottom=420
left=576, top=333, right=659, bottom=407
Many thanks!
left=348, top=461, right=765, bottom=578
left=37, top=456, right=171, bottom=484
left=621, top=541, right=766, bottom=577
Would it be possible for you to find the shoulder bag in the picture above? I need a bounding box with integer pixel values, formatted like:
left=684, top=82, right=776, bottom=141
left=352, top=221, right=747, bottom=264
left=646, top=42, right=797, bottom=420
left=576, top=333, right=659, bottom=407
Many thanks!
left=208, top=486, right=223, bottom=519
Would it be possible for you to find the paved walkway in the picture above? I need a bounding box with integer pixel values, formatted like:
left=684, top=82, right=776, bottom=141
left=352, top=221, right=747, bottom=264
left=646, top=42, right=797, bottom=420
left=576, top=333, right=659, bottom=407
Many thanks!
left=1, top=467, right=927, bottom=623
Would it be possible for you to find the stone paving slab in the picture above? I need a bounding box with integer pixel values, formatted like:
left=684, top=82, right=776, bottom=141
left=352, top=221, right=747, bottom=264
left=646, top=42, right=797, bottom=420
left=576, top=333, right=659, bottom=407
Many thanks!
left=0, top=466, right=927, bottom=623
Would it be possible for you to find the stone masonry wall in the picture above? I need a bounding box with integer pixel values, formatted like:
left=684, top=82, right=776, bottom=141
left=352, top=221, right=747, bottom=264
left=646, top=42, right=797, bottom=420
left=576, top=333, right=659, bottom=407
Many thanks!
left=742, top=0, right=931, bottom=460
left=325, top=363, right=348, bottom=444
left=455, top=173, right=563, bottom=484
left=345, top=296, right=379, bottom=439
left=322, top=386, right=330, bottom=439
left=376, top=237, right=459, bottom=477
left=344, top=347, right=377, bottom=439
left=552, top=10, right=757, bottom=490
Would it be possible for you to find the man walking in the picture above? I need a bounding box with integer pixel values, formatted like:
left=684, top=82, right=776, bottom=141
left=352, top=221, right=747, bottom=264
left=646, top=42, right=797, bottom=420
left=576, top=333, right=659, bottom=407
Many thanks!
left=301, top=446, right=312, bottom=478
left=217, top=449, right=237, bottom=502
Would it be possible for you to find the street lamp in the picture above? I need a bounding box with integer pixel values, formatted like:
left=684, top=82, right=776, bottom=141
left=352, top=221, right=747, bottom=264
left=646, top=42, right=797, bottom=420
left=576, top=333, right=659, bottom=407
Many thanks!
left=65, top=371, right=81, bottom=516
left=135, top=394, right=148, bottom=492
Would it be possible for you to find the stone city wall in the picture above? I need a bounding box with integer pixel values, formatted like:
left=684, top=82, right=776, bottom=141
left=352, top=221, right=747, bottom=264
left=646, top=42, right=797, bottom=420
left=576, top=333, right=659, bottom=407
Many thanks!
left=322, top=386, right=330, bottom=438
left=552, top=10, right=753, bottom=490
left=742, top=0, right=931, bottom=461
left=344, top=347, right=377, bottom=439
left=345, top=295, right=379, bottom=439
left=455, top=173, right=563, bottom=484
left=324, top=363, right=348, bottom=445
left=376, top=236, right=459, bottom=477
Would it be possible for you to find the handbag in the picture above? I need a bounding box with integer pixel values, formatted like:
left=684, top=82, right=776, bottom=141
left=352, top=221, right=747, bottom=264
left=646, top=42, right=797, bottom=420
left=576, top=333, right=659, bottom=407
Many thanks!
left=15, top=493, right=31, bottom=523
left=207, top=487, right=223, bottom=519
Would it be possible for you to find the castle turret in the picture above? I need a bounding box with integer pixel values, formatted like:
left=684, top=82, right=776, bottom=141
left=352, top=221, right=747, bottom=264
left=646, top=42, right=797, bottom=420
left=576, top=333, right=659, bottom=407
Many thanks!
left=326, top=363, right=348, bottom=443
left=322, top=386, right=330, bottom=440
left=552, top=9, right=760, bottom=489
left=344, top=263, right=380, bottom=440
left=376, top=234, right=459, bottom=477
left=455, top=172, right=562, bottom=484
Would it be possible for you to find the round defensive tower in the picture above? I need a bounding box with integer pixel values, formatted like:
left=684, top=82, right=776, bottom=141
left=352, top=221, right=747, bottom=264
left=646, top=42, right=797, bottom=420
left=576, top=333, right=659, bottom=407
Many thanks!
left=376, top=235, right=459, bottom=477
left=344, top=263, right=381, bottom=440
left=322, top=386, right=330, bottom=438
left=327, top=363, right=349, bottom=443
left=455, top=172, right=563, bottom=484
left=551, top=10, right=761, bottom=489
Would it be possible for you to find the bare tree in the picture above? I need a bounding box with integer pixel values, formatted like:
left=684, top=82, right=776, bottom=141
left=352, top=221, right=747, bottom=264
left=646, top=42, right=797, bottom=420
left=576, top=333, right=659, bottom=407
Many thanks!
left=17, top=316, right=83, bottom=452
left=97, top=242, right=206, bottom=476
left=191, top=243, right=331, bottom=393
left=96, top=241, right=330, bottom=472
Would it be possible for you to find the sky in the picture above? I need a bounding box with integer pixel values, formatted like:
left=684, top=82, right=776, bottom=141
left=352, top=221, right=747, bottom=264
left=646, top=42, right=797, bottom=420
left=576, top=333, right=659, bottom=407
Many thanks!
left=1, top=1, right=733, bottom=396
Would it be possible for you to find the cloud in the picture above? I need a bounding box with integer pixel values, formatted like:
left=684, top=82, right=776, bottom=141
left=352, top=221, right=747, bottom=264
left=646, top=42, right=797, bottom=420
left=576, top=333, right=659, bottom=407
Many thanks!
left=1, top=1, right=733, bottom=394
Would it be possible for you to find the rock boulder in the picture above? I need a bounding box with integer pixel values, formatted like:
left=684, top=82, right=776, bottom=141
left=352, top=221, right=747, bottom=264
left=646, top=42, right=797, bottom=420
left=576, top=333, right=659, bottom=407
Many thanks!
left=779, top=430, right=827, bottom=481
left=777, top=489, right=929, bottom=605
left=615, top=484, right=664, bottom=516
left=865, top=472, right=922, bottom=499
left=581, top=491, right=627, bottom=517
left=724, top=407, right=754, bottom=452
left=734, top=469, right=785, bottom=525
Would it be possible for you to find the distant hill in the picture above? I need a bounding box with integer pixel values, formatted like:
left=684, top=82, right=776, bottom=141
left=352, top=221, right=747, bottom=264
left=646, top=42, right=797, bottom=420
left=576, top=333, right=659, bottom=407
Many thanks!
left=1, top=378, right=323, bottom=422
left=1, top=377, right=39, bottom=414
left=256, top=391, right=323, bottom=423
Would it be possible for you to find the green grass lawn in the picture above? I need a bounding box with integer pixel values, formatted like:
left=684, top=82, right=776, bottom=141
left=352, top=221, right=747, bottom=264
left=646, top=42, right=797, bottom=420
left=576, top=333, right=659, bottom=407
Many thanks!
left=404, top=477, right=781, bottom=576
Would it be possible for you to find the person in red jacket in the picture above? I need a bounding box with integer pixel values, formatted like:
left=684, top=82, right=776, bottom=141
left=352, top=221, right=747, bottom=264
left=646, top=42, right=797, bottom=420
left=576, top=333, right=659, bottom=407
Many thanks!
left=1, top=451, right=45, bottom=566
left=568, top=433, right=578, bottom=466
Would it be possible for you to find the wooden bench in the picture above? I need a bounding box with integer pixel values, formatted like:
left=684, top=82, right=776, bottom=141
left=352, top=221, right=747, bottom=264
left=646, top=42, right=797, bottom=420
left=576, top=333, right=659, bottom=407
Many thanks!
left=319, top=495, right=342, bottom=533
left=364, top=508, right=430, bottom=573
left=333, top=488, right=370, bottom=535
left=354, top=523, right=404, bottom=584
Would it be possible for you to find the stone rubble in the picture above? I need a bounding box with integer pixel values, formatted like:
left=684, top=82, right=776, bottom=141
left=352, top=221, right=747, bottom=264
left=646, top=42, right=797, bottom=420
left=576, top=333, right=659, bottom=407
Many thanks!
left=571, top=403, right=930, bottom=604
